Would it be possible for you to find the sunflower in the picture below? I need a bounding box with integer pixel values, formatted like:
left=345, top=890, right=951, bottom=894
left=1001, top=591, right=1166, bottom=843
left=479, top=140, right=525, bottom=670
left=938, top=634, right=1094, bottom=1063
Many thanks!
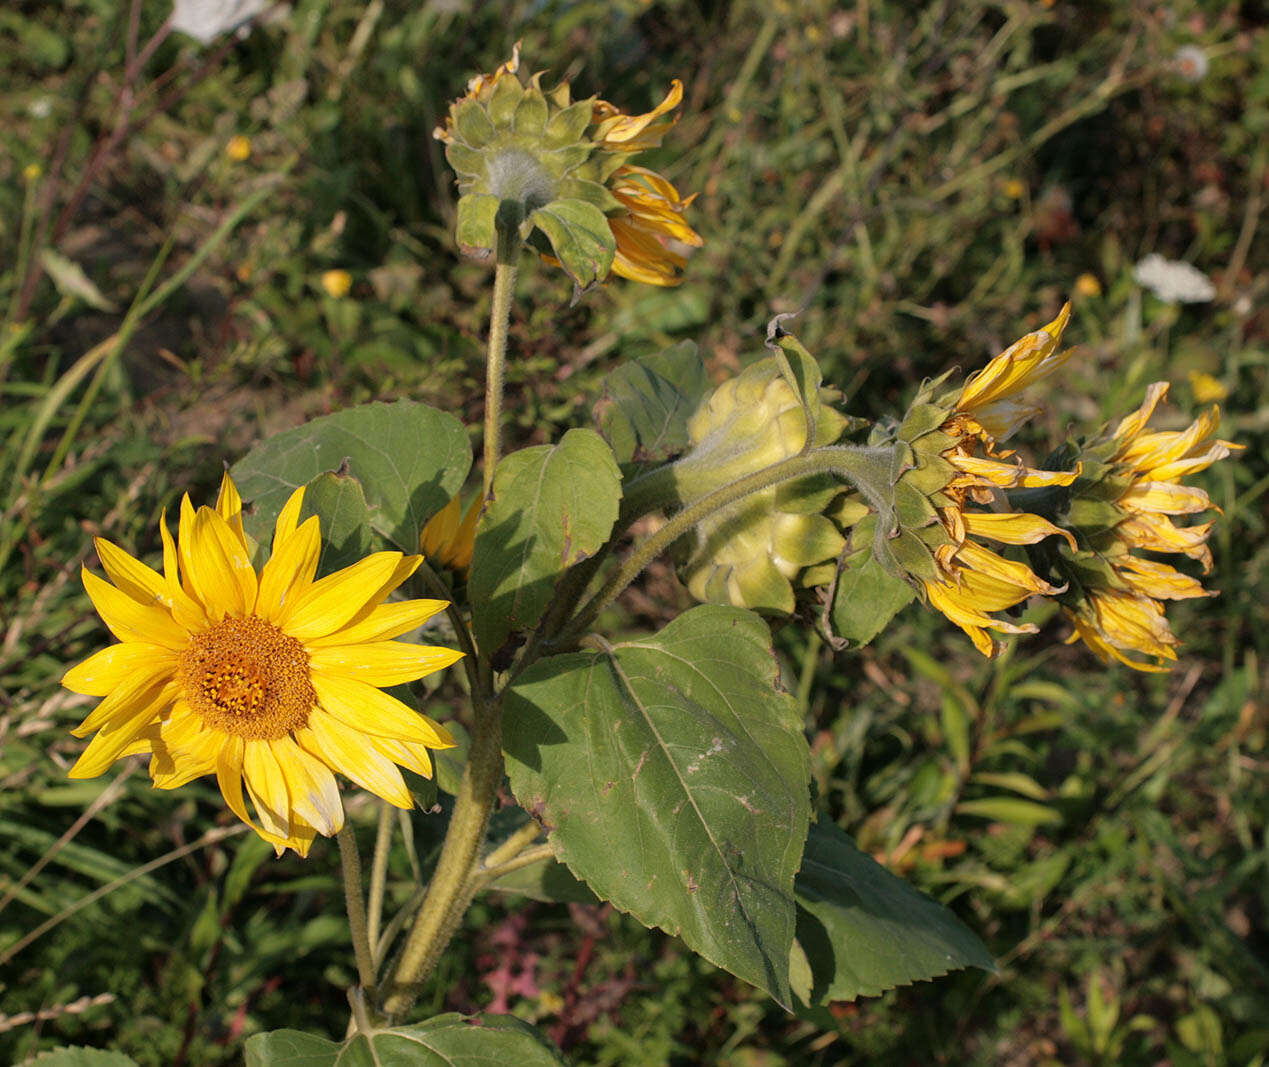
left=62, top=474, right=462, bottom=856
left=911, top=305, right=1081, bottom=655
left=1058, top=382, right=1240, bottom=670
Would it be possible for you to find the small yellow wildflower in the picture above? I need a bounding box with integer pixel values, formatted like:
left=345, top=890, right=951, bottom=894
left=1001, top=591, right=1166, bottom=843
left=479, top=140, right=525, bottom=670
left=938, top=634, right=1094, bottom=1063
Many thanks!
left=321, top=269, right=353, bottom=299
left=23, top=163, right=42, bottom=183
left=1074, top=273, right=1101, bottom=297
left=225, top=135, right=252, bottom=162
left=1003, top=178, right=1026, bottom=199
left=1187, top=370, right=1228, bottom=404
left=62, top=474, right=462, bottom=855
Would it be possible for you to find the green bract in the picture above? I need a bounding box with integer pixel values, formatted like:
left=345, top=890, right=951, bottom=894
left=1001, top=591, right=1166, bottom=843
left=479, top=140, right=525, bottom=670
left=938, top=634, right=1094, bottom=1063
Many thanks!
left=443, top=72, right=621, bottom=288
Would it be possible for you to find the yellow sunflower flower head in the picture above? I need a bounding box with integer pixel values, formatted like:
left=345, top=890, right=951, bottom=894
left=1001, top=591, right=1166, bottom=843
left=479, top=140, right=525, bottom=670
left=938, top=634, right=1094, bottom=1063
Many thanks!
left=62, top=474, right=462, bottom=856
left=436, top=47, right=700, bottom=289
left=1033, top=382, right=1242, bottom=670
left=672, top=354, right=850, bottom=614
left=876, top=305, right=1081, bottom=656
left=420, top=493, right=481, bottom=575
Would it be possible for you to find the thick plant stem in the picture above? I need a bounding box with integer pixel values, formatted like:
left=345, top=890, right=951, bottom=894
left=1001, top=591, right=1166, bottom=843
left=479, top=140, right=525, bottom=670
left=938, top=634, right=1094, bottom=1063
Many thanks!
left=337, top=824, right=377, bottom=1003
left=483, top=228, right=520, bottom=498
left=379, top=699, right=504, bottom=1019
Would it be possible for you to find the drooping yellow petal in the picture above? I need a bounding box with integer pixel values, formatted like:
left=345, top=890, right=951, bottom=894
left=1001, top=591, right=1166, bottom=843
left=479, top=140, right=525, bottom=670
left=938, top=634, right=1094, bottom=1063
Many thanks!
left=1111, top=382, right=1170, bottom=446
left=593, top=79, right=683, bottom=149
left=68, top=684, right=171, bottom=778
left=956, top=541, right=1064, bottom=596
left=1119, top=481, right=1212, bottom=515
left=298, top=716, right=414, bottom=809
left=242, top=739, right=294, bottom=842
left=1114, top=556, right=1210, bottom=600
left=308, top=641, right=464, bottom=689
left=961, top=510, right=1077, bottom=549
left=269, top=734, right=343, bottom=837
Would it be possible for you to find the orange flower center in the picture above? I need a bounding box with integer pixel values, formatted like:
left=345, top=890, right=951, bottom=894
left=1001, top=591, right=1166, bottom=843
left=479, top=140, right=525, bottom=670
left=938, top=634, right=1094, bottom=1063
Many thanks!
left=178, top=615, right=314, bottom=740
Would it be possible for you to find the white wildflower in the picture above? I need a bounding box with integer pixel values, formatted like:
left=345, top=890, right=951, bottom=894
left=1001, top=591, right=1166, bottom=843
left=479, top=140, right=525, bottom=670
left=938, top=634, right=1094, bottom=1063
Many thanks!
left=171, top=0, right=268, bottom=44
left=1173, top=45, right=1209, bottom=83
left=1133, top=254, right=1215, bottom=304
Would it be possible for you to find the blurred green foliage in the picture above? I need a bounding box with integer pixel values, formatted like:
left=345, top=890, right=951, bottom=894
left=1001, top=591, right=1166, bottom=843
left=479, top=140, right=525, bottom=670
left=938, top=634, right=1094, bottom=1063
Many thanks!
left=1, top=0, right=1265, bottom=1064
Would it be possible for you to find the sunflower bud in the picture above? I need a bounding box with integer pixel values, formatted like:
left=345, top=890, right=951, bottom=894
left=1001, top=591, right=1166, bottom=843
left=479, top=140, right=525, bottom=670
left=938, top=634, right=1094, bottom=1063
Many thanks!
left=672, top=356, right=850, bottom=613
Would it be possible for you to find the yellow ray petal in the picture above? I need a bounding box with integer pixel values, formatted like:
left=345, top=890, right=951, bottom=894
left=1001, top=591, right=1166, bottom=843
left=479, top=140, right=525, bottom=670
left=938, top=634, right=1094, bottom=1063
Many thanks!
left=214, top=473, right=247, bottom=550
left=242, top=739, right=293, bottom=842
left=270, top=735, right=343, bottom=837
left=1111, top=382, right=1170, bottom=445
left=593, top=79, right=683, bottom=148
left=81, top=568, right=190, bottom=649
left=158, top=510, right=208, bottom=631
left=68, top=685, right=171, bottom=778
left=306, top=599, right=451, bottom=649
left=257, top=515, right=321, bottom=625
left=311, top=672, right=452, bottom=746
left=309, top=641, right=464, bottom=689
left=298, top=715, right=414, bottom=809
left=1119, top=481, right=1212, bottom=515
left=1114, top=556, right=1210, bottom=600
left=956, top=303, right=1072, bottom=414
left=962, top=510, right=1077, bottom=549
left=63, top=643, right=176, bottom=697
left=285, top=552, right=414, bottom=643
left=271, top=485, right=307, bottom=552
left=369, top=735, right=435, bottom=778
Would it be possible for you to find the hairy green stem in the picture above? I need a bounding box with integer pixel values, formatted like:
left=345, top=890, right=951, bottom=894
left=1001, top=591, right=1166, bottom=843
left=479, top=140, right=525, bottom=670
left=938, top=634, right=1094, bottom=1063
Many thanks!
left=476, top=842, right=555, bottom=888
left=379, top=695, right=504, bottom=1019
left=366, top=800, right=394, bottom=959
left=560, top=444, right=894, bottom=645
left=336, top=824, right=377, bottom=1003
left=483, top=227, right=519, bottom=498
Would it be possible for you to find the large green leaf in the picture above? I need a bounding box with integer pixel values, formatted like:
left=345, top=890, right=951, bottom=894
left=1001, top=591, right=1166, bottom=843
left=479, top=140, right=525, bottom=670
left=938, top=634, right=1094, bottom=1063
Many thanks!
left=231, top=401, right=470, bottom=554
left=504, top=605, right=811, bottom=1007
left=829, top=548, right=915, bottom=648
left=595, top=341, right=709, bottom=464
left=468, top=428, right=620, bottom=658
left=244, top=1013, right=565, bottom=1067
left=793, top=821, right=995, bottom=1003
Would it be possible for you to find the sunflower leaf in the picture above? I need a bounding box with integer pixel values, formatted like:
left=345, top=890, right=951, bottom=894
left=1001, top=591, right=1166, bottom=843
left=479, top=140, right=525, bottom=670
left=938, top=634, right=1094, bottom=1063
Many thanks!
left=244, top=1013, right=565, bottom=1066
left=529, top=198, right=615, bottom=289
left=231, top=400, right=470, bottom=557
left=792, top=820, right=995, bottom=1003
left=595, top=340, right=709, bottom=464
left=469, top=427, right=621, bottom=658
left=298, top=470, right=374, bottom=578
left=503, top=605, right=811, bottom=1008
left=829, top=545, right=915, bottom=648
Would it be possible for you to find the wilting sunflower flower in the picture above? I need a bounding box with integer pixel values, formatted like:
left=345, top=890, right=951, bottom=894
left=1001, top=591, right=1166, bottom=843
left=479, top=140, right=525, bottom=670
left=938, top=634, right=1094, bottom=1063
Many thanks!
left=420, top=493, right=481, bottom=574
left=436, top=46, right=701, bottom=288
left=62, top=475, right=462, bottom=856
left=889, top=305, right=1081, bottom=656
left=1049, top=382, right=1240, bottom=670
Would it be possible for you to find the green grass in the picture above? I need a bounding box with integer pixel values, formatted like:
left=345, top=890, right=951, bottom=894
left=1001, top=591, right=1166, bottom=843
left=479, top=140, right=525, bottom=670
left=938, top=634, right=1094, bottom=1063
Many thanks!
left=1, top=1, right=1266, bottom=1064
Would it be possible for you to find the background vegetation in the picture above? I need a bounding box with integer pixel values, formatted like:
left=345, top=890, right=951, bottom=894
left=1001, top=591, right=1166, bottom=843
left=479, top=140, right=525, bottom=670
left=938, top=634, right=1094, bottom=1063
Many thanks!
left=1, top=1, right=1265, bottom=1063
